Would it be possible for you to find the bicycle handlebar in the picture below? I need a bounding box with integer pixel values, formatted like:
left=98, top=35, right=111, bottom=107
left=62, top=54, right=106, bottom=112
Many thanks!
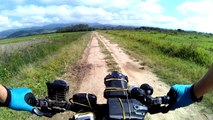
left=29, top=71, right=178, bottom=119
left=31, top=88, right=176, bottom=118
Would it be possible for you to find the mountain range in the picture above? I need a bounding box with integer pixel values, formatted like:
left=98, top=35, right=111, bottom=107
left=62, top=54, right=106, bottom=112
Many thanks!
left=0, top=23, right=135, bottom=39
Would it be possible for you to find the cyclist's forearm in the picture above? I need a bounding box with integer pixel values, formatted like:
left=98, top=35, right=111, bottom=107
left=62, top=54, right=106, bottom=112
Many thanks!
left=0, top=84, right=8, bottom=103
left=194, top=64, right=213, bottom=98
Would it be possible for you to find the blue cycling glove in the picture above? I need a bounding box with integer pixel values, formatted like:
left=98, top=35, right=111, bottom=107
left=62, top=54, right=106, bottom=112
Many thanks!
left=1, top=87, right=36, bottom=112
left=168, top=84, right=202, bottom=110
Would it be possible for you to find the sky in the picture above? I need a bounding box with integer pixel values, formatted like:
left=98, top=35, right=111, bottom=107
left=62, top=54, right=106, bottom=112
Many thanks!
left=0, top=0, right=213, bottom=33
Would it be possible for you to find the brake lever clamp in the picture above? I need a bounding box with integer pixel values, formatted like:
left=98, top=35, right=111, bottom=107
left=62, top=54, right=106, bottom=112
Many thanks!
left=133, top=104, right=148, bottom=116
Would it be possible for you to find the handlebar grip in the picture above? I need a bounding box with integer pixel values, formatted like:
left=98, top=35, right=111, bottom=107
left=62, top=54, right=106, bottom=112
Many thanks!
left=151, top=96, right=170, bottom=105
left=129, top=86, right=146, bottom=98
left=148, top=89, right=178, bottom=114
left=167, top=89, right=178, bottom=105
left=24, top=93, right=37, bottom=106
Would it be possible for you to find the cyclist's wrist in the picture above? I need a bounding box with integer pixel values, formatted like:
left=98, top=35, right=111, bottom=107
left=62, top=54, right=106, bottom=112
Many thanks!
left=190, top=84, right=203, bottom=102
left=0, top=86, right=11, bottom=107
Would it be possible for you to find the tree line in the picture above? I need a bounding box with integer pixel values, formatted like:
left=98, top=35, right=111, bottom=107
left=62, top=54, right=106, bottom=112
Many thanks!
left=57, top=24, right=95, bottom=33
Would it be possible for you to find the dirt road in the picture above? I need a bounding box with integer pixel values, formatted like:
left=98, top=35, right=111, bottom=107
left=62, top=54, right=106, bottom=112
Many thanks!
left=48, top=32, right=211, bottom=120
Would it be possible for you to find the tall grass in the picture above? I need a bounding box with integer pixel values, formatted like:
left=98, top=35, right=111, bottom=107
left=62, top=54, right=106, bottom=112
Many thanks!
left=0, top=32, right=91, bottom=119
left=106, top=30, right=213, bottom=67
left=0, top=33, right=64, bottom=44
left=100, top=30, right=213, bottom=112
left=0, top=32, right=84, bottom=83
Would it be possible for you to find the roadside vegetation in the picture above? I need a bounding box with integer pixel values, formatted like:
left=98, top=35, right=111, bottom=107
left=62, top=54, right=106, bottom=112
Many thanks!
left=57, top=24, right=94, bottom=33
left=99, top=30, right=213, bottom=112
left=0, top=32, right=91, bottom=119
left=0, top=33, right=64, bottom=44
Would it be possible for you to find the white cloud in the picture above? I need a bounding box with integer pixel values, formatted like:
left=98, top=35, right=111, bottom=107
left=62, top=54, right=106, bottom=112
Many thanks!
left=39, top=0, right=158, bottom=11
left=133, top=0, right=163, bottom=14
left=0, top=15, right=24, bottom=31
left=2, top=5, right=46, bottom=17
left=71, top=6, right=113, bottom=21
left=0, top=15, right=10, bottom=25
left=176, top=0, right=213, bottom=33
left=1, top=0, right=213, bottom=33
left=39, top=0, right=71, bottom=4
left=177, top=0, right=213, bottom=15
left=0, top=4, right=114, bottom=30
left=39, top=0, right=135, bottom=9
left=22, top=16, right=50, bottom=24
left=11, top=21, right=23, bottom=27
left=0, top=0, right=175, bottom=31
left=107, top=0, right=176, bottom=28
left=176, top=15, right=213, bottom=33
left=0, top=15, right=12, bottom=31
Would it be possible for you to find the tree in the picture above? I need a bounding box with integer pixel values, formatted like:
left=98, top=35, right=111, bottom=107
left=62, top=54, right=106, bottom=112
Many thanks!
left=57, top=24, right=94, bottom=33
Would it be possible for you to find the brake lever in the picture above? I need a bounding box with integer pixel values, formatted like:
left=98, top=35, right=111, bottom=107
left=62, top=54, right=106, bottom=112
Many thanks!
left=149, top=89, right=178, bottom=114
left=33, top=108, right=53, bottom=117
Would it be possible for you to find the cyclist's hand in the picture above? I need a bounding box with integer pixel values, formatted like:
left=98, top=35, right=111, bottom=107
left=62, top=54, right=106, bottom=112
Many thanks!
left=167, top=84, right=194, bottom=110
left=8, top=88, right=36, bottom=112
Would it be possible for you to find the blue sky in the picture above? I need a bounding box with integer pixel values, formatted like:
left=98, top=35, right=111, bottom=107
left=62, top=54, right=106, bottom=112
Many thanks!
left=0, top=0, right=213, bottom=33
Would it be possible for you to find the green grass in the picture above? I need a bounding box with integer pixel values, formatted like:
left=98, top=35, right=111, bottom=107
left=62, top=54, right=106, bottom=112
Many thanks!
left=0, top=32, right=86, bottom=82
left=0, top=33, right=65, bottom=44
left=105, top=30, right=213, bottom=67
left=0, top=32, right=91, bottom=119
left=99, top=30, right=213, bottom=112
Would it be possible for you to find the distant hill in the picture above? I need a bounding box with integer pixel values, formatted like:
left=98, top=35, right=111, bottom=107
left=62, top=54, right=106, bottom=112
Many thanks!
left=0, top=23, right=136, bottom=39
left=0, top=29, right=20, bottom=39
left=89, top=23, right=135, bottom=30
left=0, top=23, right=72, bottom=39
left=1, top=23, right=212, bottom=40
left=7, top=29, right=56, bottom=38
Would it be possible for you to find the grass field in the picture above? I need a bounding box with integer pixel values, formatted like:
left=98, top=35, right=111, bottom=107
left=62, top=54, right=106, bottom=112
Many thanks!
left=0, top=33, right=64, bottom=44
left=99, top=30, right=213, bottom=112
left=0, top=32, right=91, bottom=119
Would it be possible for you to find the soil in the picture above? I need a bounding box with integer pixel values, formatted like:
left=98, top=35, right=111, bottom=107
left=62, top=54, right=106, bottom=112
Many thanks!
left=43, top=32, right=212, bottom=120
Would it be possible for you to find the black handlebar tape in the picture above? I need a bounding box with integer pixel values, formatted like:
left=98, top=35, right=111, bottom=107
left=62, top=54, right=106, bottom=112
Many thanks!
left=24, top=93, right=37, bottom=106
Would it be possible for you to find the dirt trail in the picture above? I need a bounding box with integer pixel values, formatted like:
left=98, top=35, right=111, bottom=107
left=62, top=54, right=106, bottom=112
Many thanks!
left=46, top=32, right=211, bottom=120
left=79, top=32, right=209, bottom=120
left=76, top=33, right=108, bottom=104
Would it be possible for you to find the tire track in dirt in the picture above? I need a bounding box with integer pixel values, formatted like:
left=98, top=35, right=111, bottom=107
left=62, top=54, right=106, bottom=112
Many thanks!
left=76, top=32, right=108, bottom=104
